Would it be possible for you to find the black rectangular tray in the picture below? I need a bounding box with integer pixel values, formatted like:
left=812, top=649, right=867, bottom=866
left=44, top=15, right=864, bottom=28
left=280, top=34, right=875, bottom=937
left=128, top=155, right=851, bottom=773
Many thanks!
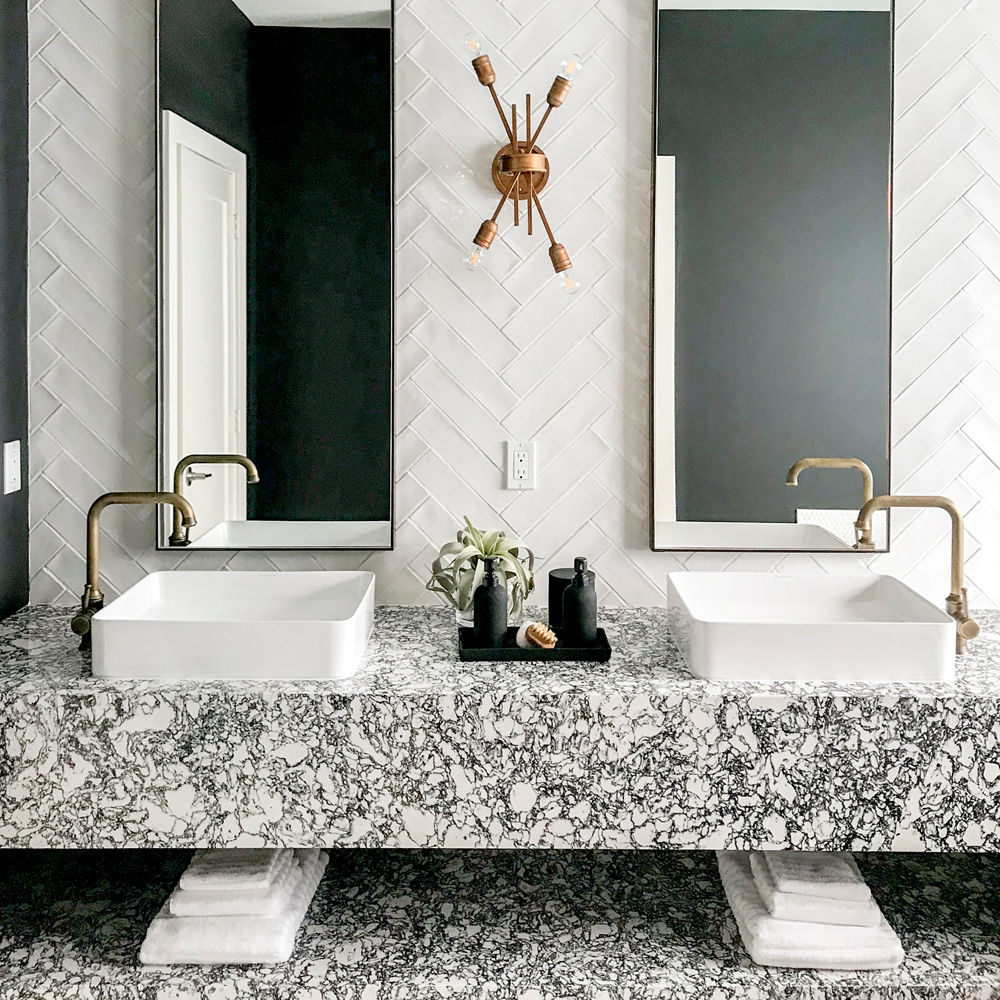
left=458, top=626, right=611, bottom=662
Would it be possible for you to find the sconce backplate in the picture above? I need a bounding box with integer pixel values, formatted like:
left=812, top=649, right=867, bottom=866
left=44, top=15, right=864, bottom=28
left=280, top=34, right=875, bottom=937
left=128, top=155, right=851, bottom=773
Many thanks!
left=492, top=142, right=550, bottom=200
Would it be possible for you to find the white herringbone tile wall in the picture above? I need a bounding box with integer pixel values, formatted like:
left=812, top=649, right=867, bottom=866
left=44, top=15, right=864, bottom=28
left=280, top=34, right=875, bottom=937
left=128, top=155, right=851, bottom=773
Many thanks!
left=26, top=0, right=1000, bottom=608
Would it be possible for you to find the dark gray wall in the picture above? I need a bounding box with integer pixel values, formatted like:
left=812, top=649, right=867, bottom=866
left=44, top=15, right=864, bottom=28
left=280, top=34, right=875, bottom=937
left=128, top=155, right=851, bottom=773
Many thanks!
left=158, top=0, right=260, bottom=524
left=0, top=0, right=29, bottom=619
left=249, top=28, right=392, bottom=521
left=658, top=10, right=892, bottom=524
left=158, top=0, right=252, bottom=156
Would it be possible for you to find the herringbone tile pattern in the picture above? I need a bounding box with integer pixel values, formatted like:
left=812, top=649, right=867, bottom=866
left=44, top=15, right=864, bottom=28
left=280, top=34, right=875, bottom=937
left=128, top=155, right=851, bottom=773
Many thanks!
left=25, top=0, right=1000, bottom=609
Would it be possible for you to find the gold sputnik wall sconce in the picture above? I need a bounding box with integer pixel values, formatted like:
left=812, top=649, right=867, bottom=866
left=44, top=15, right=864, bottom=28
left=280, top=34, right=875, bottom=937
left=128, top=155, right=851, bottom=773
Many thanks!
left=462, top=35, right=583, bottom=295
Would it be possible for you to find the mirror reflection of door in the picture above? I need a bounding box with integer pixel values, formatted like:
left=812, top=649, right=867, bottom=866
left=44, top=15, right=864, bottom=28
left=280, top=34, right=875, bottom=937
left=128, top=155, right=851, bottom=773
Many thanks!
left=163, top=112, right=248, bottom=544
left=651, top=0, right=893, bottom=553
left=157, top=0, right=393, bottom=551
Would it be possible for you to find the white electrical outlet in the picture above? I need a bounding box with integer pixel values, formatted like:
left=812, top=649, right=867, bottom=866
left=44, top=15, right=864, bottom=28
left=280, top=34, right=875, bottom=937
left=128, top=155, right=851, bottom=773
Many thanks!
left=505, top=440, right=536, bottom=490
left=3, top=440, right=21, bottom=495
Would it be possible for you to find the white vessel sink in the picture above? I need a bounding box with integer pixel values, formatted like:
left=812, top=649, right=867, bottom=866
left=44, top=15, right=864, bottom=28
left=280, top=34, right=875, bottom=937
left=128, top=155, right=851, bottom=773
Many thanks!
left=654, top=521, right=853, bottom=551
left=667, top=572, right=955, bottom=683
left=91, top=571, right=375, bottom=680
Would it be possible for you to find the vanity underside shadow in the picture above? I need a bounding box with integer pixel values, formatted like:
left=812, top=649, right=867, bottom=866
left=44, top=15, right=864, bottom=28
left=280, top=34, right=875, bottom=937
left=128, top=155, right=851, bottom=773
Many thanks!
left=0, top=849, right=996, bottom=999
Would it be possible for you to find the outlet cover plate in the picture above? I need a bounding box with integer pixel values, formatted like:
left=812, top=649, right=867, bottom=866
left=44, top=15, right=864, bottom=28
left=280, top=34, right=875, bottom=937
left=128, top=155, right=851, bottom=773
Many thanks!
left=505, top=440, right=536, bottom=490
left=3, top=440, right=21, bottom=495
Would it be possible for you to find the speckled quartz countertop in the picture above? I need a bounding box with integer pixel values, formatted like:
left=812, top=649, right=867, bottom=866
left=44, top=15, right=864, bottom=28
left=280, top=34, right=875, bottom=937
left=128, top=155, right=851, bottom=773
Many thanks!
left=2, top=848, right=999, bottom=1000
left=2, top=605, right=1000, bottom=851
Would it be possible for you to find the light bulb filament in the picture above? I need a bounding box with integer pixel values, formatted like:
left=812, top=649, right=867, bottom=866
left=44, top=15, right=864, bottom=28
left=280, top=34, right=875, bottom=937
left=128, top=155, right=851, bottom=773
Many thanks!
left=560, top=53, right=584, bottom=80
left=464, top=245, right=489, bottom=271
left=557, top=268, right=582, bottom=295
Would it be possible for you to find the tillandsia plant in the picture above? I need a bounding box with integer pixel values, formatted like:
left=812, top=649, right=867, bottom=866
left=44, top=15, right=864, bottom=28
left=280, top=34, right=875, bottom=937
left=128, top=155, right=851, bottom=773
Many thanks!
left=427, top=517, right=535, bottom=620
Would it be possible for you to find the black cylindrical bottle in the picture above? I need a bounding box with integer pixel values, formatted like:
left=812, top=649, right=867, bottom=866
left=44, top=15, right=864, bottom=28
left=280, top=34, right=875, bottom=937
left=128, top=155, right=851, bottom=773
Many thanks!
left=548, top=565, right=595, bottom=628
left=473, top=556, right=507, bottom=647
left=562, top=556, right=597, bottom=643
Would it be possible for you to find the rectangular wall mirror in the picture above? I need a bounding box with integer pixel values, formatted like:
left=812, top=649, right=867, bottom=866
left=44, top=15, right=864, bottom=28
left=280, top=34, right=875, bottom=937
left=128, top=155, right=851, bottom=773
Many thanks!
left=651, top=0, right=893, bottom=553
left=156, top=0, right=393, bottom=550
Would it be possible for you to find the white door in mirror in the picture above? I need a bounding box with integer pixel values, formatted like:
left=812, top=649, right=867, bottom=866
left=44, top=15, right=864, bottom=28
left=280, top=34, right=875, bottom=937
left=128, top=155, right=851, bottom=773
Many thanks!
left=668, top=572, right=955, bottom=684
left=162, top=111, right=248, bottom=543
left=91, top=571, right=375, bottom=680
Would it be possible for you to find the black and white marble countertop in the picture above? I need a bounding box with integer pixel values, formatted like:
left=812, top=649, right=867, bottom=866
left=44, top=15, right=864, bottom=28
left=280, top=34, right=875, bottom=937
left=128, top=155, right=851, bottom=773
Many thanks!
left=3, top=605, right=1000, bottom=852
left=1, top=848, right=998, bottom=999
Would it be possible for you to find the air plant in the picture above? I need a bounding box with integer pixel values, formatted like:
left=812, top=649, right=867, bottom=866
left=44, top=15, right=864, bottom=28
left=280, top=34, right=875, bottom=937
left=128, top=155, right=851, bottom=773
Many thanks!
left=426, top=517, right=535, bottom=620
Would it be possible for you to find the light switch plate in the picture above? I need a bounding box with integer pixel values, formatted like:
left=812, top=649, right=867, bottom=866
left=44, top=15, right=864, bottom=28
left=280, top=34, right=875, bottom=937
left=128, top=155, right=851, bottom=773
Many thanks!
left=505, top=440, right=536, bottom=490
left=3, top=440, right=21, bottom=495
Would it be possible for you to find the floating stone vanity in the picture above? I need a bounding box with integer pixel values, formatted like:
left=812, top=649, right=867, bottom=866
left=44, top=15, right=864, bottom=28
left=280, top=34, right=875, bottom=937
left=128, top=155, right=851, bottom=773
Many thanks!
left=3, top=605, right=1000, bottom=998
left=3, top=606, right=1000, bottom=853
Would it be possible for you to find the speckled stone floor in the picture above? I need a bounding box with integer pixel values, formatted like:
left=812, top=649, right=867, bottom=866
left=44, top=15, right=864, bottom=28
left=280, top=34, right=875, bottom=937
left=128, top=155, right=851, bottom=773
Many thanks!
left=0, top=849, right=998, bottom=999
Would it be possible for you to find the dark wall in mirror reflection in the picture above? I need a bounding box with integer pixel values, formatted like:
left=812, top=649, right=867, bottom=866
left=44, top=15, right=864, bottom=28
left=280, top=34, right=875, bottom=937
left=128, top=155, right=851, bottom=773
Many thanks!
left=0, top=0, right=29, bottom=618
left=160, top=1, right=391, bottom=523
left=657, top=10, right=892, bottom=524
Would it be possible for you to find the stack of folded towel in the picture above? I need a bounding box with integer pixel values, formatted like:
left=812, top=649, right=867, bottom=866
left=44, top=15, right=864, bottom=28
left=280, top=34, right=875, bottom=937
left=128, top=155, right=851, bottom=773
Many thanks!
left=140, top=848, right=329, bottom=965
left=716, top=850, right=904, bottom=970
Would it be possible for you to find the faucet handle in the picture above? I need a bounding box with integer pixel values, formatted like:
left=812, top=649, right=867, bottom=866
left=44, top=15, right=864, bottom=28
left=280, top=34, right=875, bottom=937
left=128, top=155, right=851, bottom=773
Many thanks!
left=71, top=585, right=105, bottom=647
left=71, top=605, right=100, bottom=637
left=185, top=469, right=213, bottom=487
left=957, top=588, right=980, bottom=640
left=959, top=617, right=981, bottom=641
left=947, top=589, right=980, bottom=647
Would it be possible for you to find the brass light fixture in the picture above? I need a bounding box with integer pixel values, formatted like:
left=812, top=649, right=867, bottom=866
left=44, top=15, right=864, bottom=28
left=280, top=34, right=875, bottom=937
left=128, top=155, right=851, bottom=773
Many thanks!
left=462, top=35, right=583, bottom=295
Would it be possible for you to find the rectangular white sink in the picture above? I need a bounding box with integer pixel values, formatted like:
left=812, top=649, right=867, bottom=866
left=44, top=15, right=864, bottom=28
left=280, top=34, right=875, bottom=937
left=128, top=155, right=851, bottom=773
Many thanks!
left=92, top=571, right=375, bottom=680
left=654, top=521, right=853, bottom=551
left=667, top=572, right=955, bottom=683
left=191, top=520, right=392, bottom=549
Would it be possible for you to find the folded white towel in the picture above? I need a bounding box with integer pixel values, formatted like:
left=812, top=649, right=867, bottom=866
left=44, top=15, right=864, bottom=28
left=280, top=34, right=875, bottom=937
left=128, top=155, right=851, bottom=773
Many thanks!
left=169, top=850, right=298, bottom=917
left=178, top=848, right=288, bottom=891
left=717, top=852, right=904, bottom=971
left=750, top=852, right=882, bottom=927
left=140, top=850, right=328, bottom=965
left=761, top=850, right=872, bottom=902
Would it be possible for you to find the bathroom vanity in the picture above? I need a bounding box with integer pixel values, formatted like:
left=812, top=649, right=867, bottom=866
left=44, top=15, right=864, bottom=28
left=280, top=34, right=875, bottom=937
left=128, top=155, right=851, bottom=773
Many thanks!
left=2, top=605, right=1000, bottom=997
left=4, top=605, right=1000, bottom=853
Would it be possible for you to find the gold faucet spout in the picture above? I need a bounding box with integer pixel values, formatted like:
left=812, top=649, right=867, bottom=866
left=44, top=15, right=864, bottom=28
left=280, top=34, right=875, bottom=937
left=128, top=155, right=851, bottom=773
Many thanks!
left=854, top=494, right=979, bottom=654
left=169, top=454, right=260, bottom=546
left=72, top=491, right=197, bottom=648
left=786, top=457, right=874, bottom=504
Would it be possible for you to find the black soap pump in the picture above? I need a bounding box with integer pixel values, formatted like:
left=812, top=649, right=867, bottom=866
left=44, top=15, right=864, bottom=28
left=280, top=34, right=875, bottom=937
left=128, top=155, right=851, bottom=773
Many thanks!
left=473, top=556, right=507, bottom=647
left=562, top=556, right=597, bottom=643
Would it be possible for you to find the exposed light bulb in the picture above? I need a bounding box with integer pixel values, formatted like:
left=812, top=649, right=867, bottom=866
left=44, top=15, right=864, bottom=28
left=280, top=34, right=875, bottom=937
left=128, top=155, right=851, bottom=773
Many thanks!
left=560, top=53, right=584, bottom=80
left=462, top=33, right=483, bottom=60
left=464, top=244, right=489, bottom=271
left=556, top=267, right=582, bottom=295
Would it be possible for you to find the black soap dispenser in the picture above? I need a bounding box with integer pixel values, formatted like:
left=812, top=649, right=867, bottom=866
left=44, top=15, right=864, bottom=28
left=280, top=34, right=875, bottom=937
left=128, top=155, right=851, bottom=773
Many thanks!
left=562, top=556, right=597, bottom=643
left=473, top=556, right=507, bottom=647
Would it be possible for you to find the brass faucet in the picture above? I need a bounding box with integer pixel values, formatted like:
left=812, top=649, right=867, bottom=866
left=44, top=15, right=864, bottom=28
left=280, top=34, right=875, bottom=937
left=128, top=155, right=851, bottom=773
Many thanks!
left=855, top=494, right=980, bottom=654
left=169, top=454, right=260, bottom=546
left=71, top=492, right=197, bottom=649
left=786, top=457, right=875, bottom=505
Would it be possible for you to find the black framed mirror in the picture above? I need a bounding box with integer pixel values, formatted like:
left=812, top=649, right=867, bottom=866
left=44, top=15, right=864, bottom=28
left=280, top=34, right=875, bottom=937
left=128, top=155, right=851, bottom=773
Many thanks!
left=156, top=0, right=393, bottom=550
left=651, top=1, right=893, bottom=553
